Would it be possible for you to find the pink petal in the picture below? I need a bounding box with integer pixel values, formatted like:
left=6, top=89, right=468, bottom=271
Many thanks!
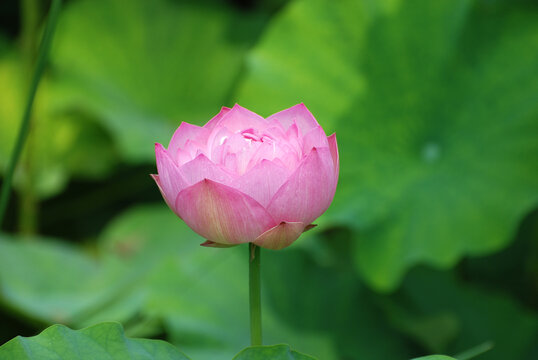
left=155, top=143, right=189, bottom=214
left=203, top=106, right=231, bottom=131
left=200, top=240, right=236, bottom=248
left=253, top=221, right=305, bottom=250
left=302, top=125, right=329, bottom=154
left=179, top=153, right=236, bottom=187
left=168, top=122, right=210, bottom=158
left=263, top=121, right=288, bottom=138
left=267, top=147, right=335, bottom=225
left=233, top=159, right=292, bottom=207
left=285, top=122, right=302, bottom=147
left=151, top=174, right=179, bottom=217
left=223, top=153, right=238, bottom=173
left=175, top=179, right=277, bottom=245
left=214, top=104, right=267, bottom=133
left=327, top=133, right=339, bottom=191
left=245, top=140, right=279, bottom=169
left=206, top=127, right=235, bottom=165
left=267, top=103, right=319, bottom=136
left=176, top=139, right=204, bottom=166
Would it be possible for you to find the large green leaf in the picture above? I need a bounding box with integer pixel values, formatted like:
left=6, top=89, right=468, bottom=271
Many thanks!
left=50, top=0, right=265, bottom=162
left=392, top=267, right=538, bottom=360
left=0, top=205, right=336, bottom=360
left=262, top=236, right=413, bottom=360
left=97, top=205, right=337, bottom=360
left=0, top=234, right=106, bottom=323
left=411, top=357, right=456, bottom=360
left=0, top=322, right=190, bottom=359
left=233, top=344, right=316, bottom=360
left=235, top=0, right=538, bottom=291
left=0, top=49, right=117, bottom=198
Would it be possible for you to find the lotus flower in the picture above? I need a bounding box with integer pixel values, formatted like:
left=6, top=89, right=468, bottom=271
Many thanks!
left=153, top=104, right=339, bottom=250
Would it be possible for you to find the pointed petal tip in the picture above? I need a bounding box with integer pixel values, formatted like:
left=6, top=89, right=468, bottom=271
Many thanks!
left=200, top=240, right=237, bottom=248
left=155, top=142, right=166, bottom=152
left=230, top=103, right=263, bottom=117
left=200, top=240, right=217, bottom=247
left=254, top=221, right=305, bottom=250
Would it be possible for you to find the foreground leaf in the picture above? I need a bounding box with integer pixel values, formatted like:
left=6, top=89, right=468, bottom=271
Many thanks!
left=236, top=0, right=538, bottom=291
left=412, top=356, right=456, bottom=360
left=0, top=322, right=189, bottom=360
left=233, top=344, right=316, bottom=359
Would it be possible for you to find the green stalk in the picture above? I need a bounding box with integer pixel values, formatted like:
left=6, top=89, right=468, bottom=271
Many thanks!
left=0, top=0, right=62, bottom=229
left=18, top=0, right=41, bottom=235
left=249, top=243, right=262, bottom=346
left=22, top=0, right=40, bottom=66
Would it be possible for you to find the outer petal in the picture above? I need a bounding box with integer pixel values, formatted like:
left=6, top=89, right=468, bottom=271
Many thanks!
left=179, top=153, right=236, bottom=187
left=233, top=159, right=291, bottom=207
left=155, top=143, right=189, bottom=213
left=267, top=103, right=319, bottom=136
left=200, top=240, right=236, bottom=248
left=151, top=174, right=179, bottom=217
left=253, top=221, right=305, bottom=250
left=203, top=106, right=231, bottom=131
left=327, top=133, right=339, bottom=191
left=267, top=147, right=335, bottom=225
left=214, top=104, right=268, bottom=133
left=175, top=179, right=277, bottom=245
left=168, top=122, right=210, bottom=159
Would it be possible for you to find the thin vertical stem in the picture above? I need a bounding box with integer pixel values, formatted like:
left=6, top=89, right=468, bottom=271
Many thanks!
left=249, top=243, right=262, bottom=346
left=0, top=0, right=62, bottom=229
left=17, top=0, right=41, bottom=235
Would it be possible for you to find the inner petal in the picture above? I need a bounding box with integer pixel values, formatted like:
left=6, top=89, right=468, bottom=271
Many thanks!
left=205, top=121, right=303, bottom=175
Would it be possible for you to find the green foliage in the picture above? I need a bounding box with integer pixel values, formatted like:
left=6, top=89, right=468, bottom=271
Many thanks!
left=395, top=267, right=538, bottom=360
left=236, top=0, right=538, bottom=291
left=0, top=0, right=537, bottom=358
left=0, top=49, right=117, bottom=198
left=411, top=356, right=456, bottom=360
left=0, top=205, right=336, bottom=360
left=50, top=0, right=266, bottom=162
left=262, top=242, right=413, bottom=359
left=0, top=234, right=101, bottom=323
left=233, top=344, right=316, bottom=360
left=0, top=322, right=190, bottom=360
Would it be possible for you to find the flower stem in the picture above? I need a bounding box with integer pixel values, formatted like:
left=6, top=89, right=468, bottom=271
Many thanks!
left=0, top=0, right=62, bottom=229
left=249, top=243, right=262, bottom=346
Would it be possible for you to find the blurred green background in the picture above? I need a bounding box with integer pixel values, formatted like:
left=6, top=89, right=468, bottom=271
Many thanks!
left=0, top=0, right=537, bottom=359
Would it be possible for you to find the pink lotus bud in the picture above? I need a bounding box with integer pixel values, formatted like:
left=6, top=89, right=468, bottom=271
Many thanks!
left=153, top=104, right=339, bottom=250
